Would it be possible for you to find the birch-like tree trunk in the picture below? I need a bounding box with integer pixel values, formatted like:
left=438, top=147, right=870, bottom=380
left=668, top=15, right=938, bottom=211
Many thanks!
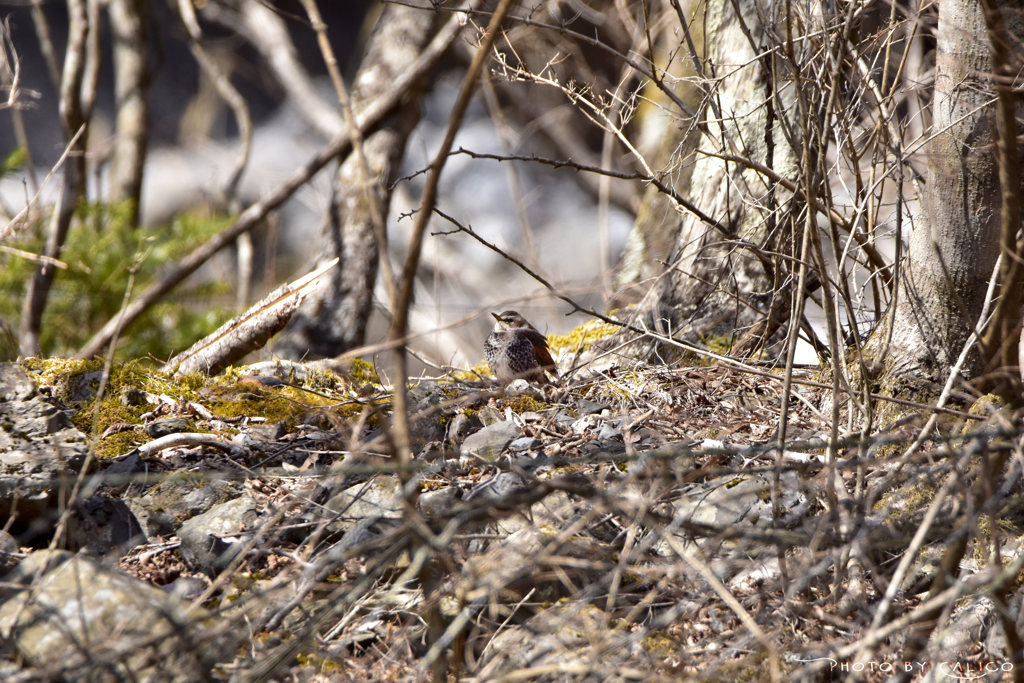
left=866, top=0, right=1024, bottom=389
left=19, top=0, right=91, bottom=358
left=622, top=0, right=800, bottom=359
left=107, top=0, right=149, bottom=225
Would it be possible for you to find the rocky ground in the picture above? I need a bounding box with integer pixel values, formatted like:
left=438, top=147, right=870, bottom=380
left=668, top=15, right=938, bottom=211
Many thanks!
left=0, top=354, right=1020, bottom=683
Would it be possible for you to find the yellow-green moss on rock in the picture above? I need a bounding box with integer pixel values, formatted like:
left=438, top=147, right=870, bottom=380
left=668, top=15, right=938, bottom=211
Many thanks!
left=548, top=319, right=620, bottom=352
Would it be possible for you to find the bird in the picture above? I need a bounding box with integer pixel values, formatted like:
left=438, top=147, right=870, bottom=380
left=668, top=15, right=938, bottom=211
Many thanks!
left=485, top=310, right=559, bottom=385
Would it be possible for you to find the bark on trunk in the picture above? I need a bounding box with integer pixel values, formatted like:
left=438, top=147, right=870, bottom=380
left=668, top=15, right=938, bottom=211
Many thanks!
left=19, top=0, right=91, bottom=358
left=867, top=0, right=1024, bottom=386
left=108, top=0, right=150, bottom=225
left=619, top=0, right=800, bottom=359
left=275, top=4, right=440, bottom=359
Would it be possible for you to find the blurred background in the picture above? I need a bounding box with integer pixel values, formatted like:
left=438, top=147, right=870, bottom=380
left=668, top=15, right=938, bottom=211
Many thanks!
left=0, top=0, right=638, bottom=372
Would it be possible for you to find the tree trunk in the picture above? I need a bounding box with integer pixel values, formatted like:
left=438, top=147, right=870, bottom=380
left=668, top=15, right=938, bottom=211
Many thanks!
left=621, top=0, right=800, bottom=359
left=107, top=0, right=150, bottom=226
left=275, top=5, right=441, bottom=359
left=19, top=0, right=91, bottom=358
left=867, top=0, right=1024, bottom=389
left=615, top=11, right=704, bottom=297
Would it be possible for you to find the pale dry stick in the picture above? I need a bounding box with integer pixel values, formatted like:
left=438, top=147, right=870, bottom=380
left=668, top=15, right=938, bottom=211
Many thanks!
left=850, top=44, right=926, bottom=204
left=835, top=539, right=1024, bottom=680
left=219, top=0, right=344, bottom=139
left=390, top=0, right=518, bottom=471
left=0, top=124, right=86, bottom=241
left=20, top=0, right=90, bottom=358
left=639, top=324, right=985, bottom=421
left=482, top=3, right=699, bottom=122
left=421, top=594, right=487, bottom=670
left=702, top=150, right=888, bottom=272
left=432, top=206, right=972, bottom=423
left=604, top=506, right=642, bottom=613
left=321, top=588, right=378, bottom=641
left=29, top=0, right=60, bottom=92
left=81, top=0, right=100, bottom=125
left=489, top=664, right=647, bottom=682
left=0, top=245, right=65, bottom=269
left=75, top=10, right=471, bottom=360
left=791, top=584, right=963, bottom=678
left=448, top=148, right=734, bottom=238
left=596, top=10, right=646, bottom=296
left=476, top=587, right=536, bottom=663
left=186, top=502, right=298, bottom=618
left=241, top=531, right=415, bottom=682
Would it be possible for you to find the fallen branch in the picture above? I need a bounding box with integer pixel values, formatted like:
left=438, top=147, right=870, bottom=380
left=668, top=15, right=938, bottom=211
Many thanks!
left=162, top=258, right=338, bottom=376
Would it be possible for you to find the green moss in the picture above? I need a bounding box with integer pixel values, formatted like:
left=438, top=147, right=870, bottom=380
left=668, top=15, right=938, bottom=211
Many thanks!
left=177, top=372, right=210, bottom=393
left=346, top=358, right=379, bottom=386
left=304, top=366, right=339, bottom=390
left=641, top=632, right=682, bottom=657
left=501, top=395, right=546, bottom=414
left=966, top=395, right=999, bottom=417
left=548, top=319, right=620, bottom=352
left=701, top=334, right=735, bottom=359
left=21, top=358, right=102, bottom=398
left=296, top=653, right=342, bottom=671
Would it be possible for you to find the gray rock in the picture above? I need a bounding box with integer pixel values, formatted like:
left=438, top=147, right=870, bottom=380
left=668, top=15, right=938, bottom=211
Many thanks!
left=246, top=420, right=288, bottom=441
left=446, top=412, right=482, bottom=443
left=178, top=495, right=259, bottom=576
left=0, top=529, right=19, bottom=572
left=654, top=470, right=810, bottom=573
left=598, top=420, right=622, bottom=440
left=505, top=379, right=544, bottom=399
left=141, top=470, right=240, bottom=521
left=65, top=370, right=105, bottom=402
left=554, top=410, right=576, bottom=427
left=145, top=416, right=192, bottom=438
left=576, top=399, right=610, bottom=415
left=468, top=472, right=528, bottom=501
left=0, top=398, right=72, bottom=438
left=105, top=452, right=146, bottom=478
left=479, top=601, right=622, bottom=677
left=419, top=487, right=460, bottom=518
left=69, top=495, right=146, bottom=556
left=125, top=498, right=180, bottom=541
left=509, top=437, right=541, bottom=452
left=120, top=386, right=145, bottom=405
left=160, top=575, right=208, bottom=601
left=406, top=384, right=448, bottom=446
left=325, top=475, right=404, bottom=532
left=461, top=421, right=522, bottom=461
left=102, top=453, right=155, bottom=492
left=476, top=406, right=504, bottom=426
left=0, top=402, right=91, bottom=544
left=0, top=363, right=35, bottom=401
left=0, top=550, right=239, bottom=682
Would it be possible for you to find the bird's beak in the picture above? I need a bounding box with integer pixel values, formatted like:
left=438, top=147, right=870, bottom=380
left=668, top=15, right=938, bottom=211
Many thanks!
left=490, top=312, right=501, bottom=322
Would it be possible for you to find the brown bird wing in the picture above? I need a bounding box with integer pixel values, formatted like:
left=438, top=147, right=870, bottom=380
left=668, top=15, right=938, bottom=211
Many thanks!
left=520, top=328, right=558, bottom=376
